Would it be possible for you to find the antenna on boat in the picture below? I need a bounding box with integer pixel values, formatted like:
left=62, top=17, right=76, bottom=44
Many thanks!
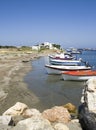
left=79, top=58, right=82, bottom=61
left=79, top=58, right=92, bottom=67
left=85, top=61, right=90, bottom=67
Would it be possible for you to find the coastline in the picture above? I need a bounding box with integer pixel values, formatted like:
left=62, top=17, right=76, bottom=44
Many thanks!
left=0, top=50, right=83, bottom=130
left=0, top=50, right=54, bottom=114
left=0, top=51, right=37, bottom=114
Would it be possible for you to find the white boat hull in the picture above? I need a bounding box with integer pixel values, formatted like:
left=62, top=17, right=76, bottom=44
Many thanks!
left=45, top=64, right=91, bottom=75
left=45, top=67, right=63, bottom=74
left=62, top=74, right=96, bottom=81
left=49, top=58, right=81, bottom=65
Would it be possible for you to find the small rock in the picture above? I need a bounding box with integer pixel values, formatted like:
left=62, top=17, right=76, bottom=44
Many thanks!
left=54, top=123, right=69, bottom=130
left=22, top=108, right=41, bottom=118
left=0, top=115, right=15, bottom=126
left=63, top=103, right=77, bottom=113
left=67, top=122, right=82, bottom=130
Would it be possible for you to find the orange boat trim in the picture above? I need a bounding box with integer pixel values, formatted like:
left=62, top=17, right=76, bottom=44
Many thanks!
left=62, top=70, right=96, bottom=76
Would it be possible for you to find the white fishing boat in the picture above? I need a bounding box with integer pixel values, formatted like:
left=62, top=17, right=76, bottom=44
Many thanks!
left=45, top=64, right=91, bottom=75
left=49, top=58, right=81, bottom=65
left=66, top=47, right=82, bottom=54
left=61, top=70, right=96, bottom=81
left=49, top=52, right=74, bottom=60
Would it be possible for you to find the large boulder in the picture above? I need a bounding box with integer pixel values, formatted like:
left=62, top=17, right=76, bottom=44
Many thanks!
left=42, top=106, right=71, bottom=123
left=79, top=78, right=96, bottom=130
left=3, top=102, right=28, bottom=116
left=86, top=77, right=96, bottom=92
left=12, top=116, right=54, bottom=130
left=81, top=78, right=96, bottom=112
left=78, top=104, right=96, bottom=130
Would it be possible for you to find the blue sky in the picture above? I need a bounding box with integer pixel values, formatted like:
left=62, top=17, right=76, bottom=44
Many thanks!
left=0, top=0, right=96, bottom=48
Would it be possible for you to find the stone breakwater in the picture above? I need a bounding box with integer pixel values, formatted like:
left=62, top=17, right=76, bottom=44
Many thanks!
left=0, top=102, right=82, bottom=130
left=79, top=78, right=96, bottom=130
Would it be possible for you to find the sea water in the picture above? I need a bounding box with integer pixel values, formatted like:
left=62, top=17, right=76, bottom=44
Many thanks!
left=24, top=50, right=96, bottom=111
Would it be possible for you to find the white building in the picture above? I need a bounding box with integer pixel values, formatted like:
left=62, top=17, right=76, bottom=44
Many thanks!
left=32, top=45, right=40, bottom=50
left=43, top=42, right=53, bottom=49
left=32, top=42, right=60, bottom=50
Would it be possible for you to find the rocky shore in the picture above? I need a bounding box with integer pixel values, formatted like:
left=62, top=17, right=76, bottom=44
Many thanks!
left=0, top=49, right=83, bottom=130
left=0, top=102, right=82, bottom=130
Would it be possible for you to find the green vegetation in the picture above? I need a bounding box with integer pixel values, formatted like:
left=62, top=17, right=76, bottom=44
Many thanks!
left=19, top=46, right=32, bottom=51
left=52, top=44, right=61, bottom=49
left=0, top=43, right=62, bottom=52
left=0, top=45, right=33, bottom=51
left=0, top=45, right=17, bottom=49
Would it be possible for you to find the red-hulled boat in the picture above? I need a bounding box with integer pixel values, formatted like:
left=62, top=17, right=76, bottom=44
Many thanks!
left=62, top=70, right=96, bottom=81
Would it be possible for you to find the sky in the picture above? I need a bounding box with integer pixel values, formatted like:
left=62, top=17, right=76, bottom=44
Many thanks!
left=0, top=0, right=96, bottom=48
